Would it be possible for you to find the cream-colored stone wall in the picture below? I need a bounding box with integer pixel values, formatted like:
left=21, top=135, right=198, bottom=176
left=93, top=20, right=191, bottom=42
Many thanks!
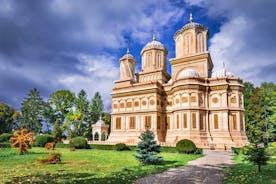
left=108, top=18, right=248, bottom=149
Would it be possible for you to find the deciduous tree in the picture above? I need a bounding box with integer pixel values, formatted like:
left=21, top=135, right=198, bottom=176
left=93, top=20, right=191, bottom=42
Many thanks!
left=0, top=103, right=19, bottom=134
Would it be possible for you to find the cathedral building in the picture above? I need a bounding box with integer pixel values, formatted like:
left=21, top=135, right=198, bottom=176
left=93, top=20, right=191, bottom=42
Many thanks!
left=108, top=14, right=248, bottom=149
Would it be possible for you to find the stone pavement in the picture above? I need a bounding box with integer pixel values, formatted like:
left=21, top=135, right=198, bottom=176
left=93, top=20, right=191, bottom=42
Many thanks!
left=134, top=150, right=234, bottom=184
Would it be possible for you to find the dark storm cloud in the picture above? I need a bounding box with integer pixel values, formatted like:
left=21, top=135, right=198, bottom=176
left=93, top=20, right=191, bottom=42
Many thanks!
left=0, top=0, right=184, bottom=109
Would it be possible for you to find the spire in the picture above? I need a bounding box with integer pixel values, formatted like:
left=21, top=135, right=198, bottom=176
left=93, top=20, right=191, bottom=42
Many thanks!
left=222, top=62, right=226, bottom=75
left=127, top=47, right=130, bottom=54
left=189, top=7, right=193, bottom=23
left=152, top=31, right=156, bottom=41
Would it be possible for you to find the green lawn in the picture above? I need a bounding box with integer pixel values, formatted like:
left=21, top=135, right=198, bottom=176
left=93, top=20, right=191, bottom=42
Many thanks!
left=224, top=146, right=276, bottom=184
left=0, top=147, right=201, bottom=184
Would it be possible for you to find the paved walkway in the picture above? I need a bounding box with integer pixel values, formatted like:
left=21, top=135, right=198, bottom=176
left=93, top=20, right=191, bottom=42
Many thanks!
left=134, top=150, right=234, bottom=184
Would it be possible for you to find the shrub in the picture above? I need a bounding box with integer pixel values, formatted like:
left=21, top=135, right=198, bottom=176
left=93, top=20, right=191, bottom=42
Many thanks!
left=37, top=152, right=61, bottom=164
left=69, top=136, right=88, bottom=149
left=10, top=129, right=34, bottom=154
left=270, top=142, right=276, bottom=147
left=0, top=142, right=10, bottom=148
left=0, top=133, right=13, bottom=142
left=114, top=143, right=131, bottom=151
left=55, top=142, right=70, bottom=148
left=45, top=142, right=55, bottom=150
left=35, top=134, right=55, bottom=147
left=176, top=139, right=197, bottom=154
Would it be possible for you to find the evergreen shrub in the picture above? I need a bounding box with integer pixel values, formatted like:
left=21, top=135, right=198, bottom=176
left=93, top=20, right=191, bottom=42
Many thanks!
left=34, top=134, right=55, bottom=147
left=69, top=136, right=88, bottom=149
left=114, top=143, right=130, bottom=151
left=135, top=130, right=163, bottom=165
left=176, top=139, right=197, bottom=154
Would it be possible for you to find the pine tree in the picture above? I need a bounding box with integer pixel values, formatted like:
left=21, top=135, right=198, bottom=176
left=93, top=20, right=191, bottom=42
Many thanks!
left=19, top=88, right=46, bottom=133
left=135, top=130, right=163, bottom=165
left=246, top=144, right=269, bottom=172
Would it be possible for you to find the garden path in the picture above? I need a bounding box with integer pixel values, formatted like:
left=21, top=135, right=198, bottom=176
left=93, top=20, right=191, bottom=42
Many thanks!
left=134, top=150, right=234, bottom=184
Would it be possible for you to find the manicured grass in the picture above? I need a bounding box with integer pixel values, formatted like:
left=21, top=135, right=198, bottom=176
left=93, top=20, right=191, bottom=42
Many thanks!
left=224, top=146, right=276, bottom=184
left=0, top=147, right=201, bottom=183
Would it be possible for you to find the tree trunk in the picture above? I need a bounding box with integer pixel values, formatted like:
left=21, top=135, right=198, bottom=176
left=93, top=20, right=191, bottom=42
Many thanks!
left=258, top=164, right=261, bottom=172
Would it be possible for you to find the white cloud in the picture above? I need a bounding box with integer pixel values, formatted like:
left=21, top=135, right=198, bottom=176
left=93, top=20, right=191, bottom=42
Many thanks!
left=59, top=54, right=119, bottom=111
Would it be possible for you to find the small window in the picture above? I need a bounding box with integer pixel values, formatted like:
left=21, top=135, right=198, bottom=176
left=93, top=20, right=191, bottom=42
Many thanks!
left=200, top=114, right=204, bottom=130
left=145, top=116, right=151, bottom=129
left=157, top=116, right=161, bottom=129
left=176, top=114, right=180, bottom=129
left=116, top=117, right=121, bottom=129
left=214, top=114, right=218, bottom=129
left=183, top=113, right=187, bottom=128
left=130, top=116, right=136, bottom=129
left=192, top=113, right=196, bottom=128
left=166, top=116, right=170, bottom=129
left=233, top=114, right=237, bottom=130
left=120, top=103, right=124, bottom=108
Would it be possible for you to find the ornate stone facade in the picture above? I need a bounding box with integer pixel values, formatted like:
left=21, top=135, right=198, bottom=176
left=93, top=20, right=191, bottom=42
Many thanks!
left=108, top=15, right=248, bottom=149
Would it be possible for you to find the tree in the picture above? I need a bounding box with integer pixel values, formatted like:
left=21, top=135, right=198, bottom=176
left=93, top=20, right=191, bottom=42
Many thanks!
left=65, top=110, right=85, bottom=138
left=19, top=88, right=46, bottom=133
left=49, top=90, right=75, bottom=140
left=135, top=130, right=163, bottom=165
left=75, top=89, right=89, bottom=121
left=244, top=82, right=276, bottom=143
left=88, top=92, right=104, bottom=123
left=0, top=103, right=19, bottom=134
left=246, top=88, right=266, bottom=143
left=85, top=92, right=104, bottom=140
left=246, top=144, right=269, bottom=172
left=260, top=82, right=276, bottom=142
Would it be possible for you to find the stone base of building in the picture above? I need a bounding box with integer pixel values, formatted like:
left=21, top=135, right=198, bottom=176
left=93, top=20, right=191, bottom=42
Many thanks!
left=107, top=130, right=248, bottom=150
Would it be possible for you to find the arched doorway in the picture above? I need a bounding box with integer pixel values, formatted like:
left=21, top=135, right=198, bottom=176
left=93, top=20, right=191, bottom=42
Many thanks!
left=94, top=132, right=99, bottom=141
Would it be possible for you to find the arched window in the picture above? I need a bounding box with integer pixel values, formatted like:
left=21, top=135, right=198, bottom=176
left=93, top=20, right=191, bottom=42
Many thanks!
left=197, top=33, right=203, bottom=53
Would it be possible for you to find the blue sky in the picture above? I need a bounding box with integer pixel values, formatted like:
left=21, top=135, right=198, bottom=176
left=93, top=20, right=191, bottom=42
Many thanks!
left=0, top=0, right=275, bottom=111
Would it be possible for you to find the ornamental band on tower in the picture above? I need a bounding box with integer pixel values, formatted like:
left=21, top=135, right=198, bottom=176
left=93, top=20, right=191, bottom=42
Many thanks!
left=107, top=14, right=248, bottom=149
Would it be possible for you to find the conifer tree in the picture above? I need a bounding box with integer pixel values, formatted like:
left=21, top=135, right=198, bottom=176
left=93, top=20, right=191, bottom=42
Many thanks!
left=135, top=130, right=163, bottom=165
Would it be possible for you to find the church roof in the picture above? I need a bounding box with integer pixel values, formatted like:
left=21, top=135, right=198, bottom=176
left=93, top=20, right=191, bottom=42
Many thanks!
left=141, top=34, right=167, bottom=55
left=177, top=69, right=200, bottom=79
left=212, top=63, right=234, bottom=78
left=174, top=12, right=207, bottom=40
left=95, top=116, right=105, bottom=126
left=120, top=48, right=135, bottom=61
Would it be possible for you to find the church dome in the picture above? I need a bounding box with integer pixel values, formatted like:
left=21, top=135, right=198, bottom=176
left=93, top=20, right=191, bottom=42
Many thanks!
left=141, top=34, right=167, bottom=55
left=174, top=13, right=207, bottom=40
left=212, top=64, right=234, bottom=78
left=120, top=48, right=135, bottom=60
left=95, top=116, right=105, bottom=126
left=177, top=69, right=199, bottom=79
